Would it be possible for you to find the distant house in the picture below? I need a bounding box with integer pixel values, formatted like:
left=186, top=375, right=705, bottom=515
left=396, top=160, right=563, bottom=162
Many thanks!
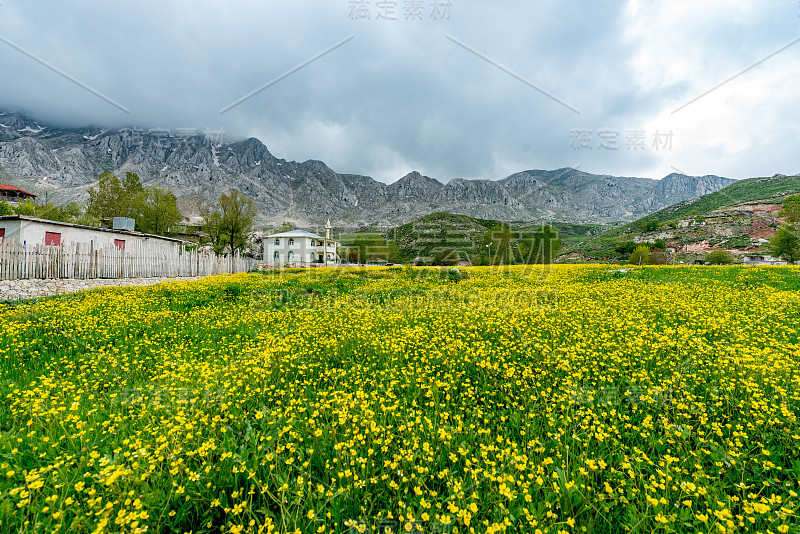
left=0, top=215, right=182, bottom=254
left=262, top=221, right=340, bottom=265
left=0, top=184, right=37, bottom=204
left=742, top=254, right=787, bottom=266
left=170, top=216, right=204, bottom=244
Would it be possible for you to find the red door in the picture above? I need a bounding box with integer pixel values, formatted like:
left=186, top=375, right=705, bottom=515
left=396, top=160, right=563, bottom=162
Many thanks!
left=45, top=232, right=61, bottom=246
left=114, top=239, right=126, bottom=250
left=0, top=228, right=5, bottom=240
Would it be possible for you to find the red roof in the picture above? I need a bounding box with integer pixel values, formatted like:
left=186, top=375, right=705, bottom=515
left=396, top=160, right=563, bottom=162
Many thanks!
left=0, top=184, right=37, bottom=197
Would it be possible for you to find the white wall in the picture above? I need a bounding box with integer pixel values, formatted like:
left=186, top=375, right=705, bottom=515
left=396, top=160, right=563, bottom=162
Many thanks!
left=0, top=218, right=180, bottom=254
left=0, top=219, right=21, bottom=242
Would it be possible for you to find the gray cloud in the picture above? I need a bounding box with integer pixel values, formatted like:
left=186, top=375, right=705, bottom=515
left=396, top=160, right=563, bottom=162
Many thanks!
left=1, top=0, right=798, bottom=182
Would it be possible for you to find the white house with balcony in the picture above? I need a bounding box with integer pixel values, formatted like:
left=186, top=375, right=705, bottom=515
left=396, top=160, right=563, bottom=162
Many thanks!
left=263, top=222, right=340, bottom=265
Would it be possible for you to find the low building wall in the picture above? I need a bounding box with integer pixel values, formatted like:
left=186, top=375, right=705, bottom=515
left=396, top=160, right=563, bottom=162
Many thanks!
left=0, top=276, right=206, bottom=302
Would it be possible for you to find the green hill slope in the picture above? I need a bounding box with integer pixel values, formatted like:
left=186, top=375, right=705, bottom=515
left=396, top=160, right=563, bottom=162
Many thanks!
left=388, top=212, right=503, bottom=263
left=567, top=175, right=800, bottom=260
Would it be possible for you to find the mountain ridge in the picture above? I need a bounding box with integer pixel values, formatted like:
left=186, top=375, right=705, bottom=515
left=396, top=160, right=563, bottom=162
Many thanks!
left=0, top=110, right=736, bottom=228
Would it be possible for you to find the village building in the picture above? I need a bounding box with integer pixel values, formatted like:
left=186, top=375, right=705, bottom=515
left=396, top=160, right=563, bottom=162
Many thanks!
left=742, top=254, right=787, bottom=266
left=0, top=215, right=182, bottom=254
left=0, top=184, right=37, bottom=204
left=262, top=220, right=340, bottom=265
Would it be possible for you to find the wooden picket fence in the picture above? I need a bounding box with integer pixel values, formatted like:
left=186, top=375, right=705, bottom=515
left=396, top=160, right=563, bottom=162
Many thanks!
left=0, top=239, right=256, bottom=280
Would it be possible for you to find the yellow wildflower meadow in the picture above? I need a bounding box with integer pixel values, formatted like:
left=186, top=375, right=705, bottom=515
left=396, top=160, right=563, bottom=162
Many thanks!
left=0, top=265, right=798, bottom=533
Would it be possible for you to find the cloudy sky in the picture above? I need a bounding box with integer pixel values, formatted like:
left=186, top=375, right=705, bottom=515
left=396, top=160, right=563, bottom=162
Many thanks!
left=1, top=0, right=798, bottom=182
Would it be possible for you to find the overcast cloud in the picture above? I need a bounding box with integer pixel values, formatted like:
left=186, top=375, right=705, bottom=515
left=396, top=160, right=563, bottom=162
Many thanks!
left=1, top=0, right=798, bottom=182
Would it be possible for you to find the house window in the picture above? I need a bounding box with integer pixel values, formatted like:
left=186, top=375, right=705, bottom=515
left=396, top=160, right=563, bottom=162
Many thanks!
left=45, top=232, right=61, bottom=246
left=274, top=238, right=280, bottom=246
left=288, top=251, right=294, bottom=261
left=310, top=240, right=315, bottom=246
left=273, top=251, right=279, bottom=261
left=114, top=239, right=126, bottom=250
left=0, top=228, right=5, bottom=241
left=288, top=238, right=294, bottom=246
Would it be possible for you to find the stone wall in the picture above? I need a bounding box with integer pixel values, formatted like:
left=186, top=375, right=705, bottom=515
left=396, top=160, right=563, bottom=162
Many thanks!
left=0, top=277, right=206, bottom=302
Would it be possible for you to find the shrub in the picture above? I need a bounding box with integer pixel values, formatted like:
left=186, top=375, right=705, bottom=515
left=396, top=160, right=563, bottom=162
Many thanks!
left=628, top=245, right=650, bottom=265
left=0, top=199, right=13, bottom=216
left=705, top=250, right=735, bottom=265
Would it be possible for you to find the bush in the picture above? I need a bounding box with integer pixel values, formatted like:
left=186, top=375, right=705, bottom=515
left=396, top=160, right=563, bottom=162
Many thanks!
left=640, top=220, right=659, bottom=232
left=705, top=249, right=734, bottom=265
left=12, top=200, right=36, bottom=216
left=628, top=245, right=650, bottom=265
left=0, top=199, right=13, bottom=216
left=650, top=249, right=668, bottom=265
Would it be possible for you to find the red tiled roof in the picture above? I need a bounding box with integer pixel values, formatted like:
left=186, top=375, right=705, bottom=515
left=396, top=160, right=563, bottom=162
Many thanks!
left=0, top=184, right=37, bottom=197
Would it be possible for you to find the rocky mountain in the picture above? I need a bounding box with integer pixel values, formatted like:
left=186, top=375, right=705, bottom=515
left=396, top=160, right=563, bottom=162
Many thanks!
left=0, top=111, right=736, bottom=228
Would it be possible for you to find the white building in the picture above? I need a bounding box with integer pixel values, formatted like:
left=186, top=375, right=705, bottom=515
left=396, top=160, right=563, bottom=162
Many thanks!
left=0, top=215, right=182, bottom=254
left=263, top=222, right=340, bottom=265
left=742, top=254, right=787, bottom=266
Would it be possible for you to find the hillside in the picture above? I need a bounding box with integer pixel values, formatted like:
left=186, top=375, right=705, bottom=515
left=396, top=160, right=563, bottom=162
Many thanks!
left=566, top=175, right=800, bottom=260
left=0, top=110, right=736, bottom=228
left=388, top=212, right=503, bottom=264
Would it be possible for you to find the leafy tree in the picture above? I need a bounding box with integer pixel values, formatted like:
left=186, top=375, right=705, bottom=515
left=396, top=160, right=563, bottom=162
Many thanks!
left=768, top=224, right=800, bottom=264
left=0, top=199, right=15, bottom=216
left=279, top=221, right=295, bottom=232
left=199, top=206, right=228, bottom=255
left=705, top=249, right=734, bottom=265
left=12, top=200, right=37, bottom=216
left=628, top=245, right=650, bottom=265
left=87, top=172, right=181, bottom=236
left=31, top=202, right=84, bottom=224
left=649, top=249, right=669, bottom=265
left=640, top=220, right=659, bottom=232
left=431, top=248, right=458, bottom=266
left=615, top=241, right=637, bottom=255
left=653, top=239, right=666, bottom=250
left=349, top=235, right=399, bottom=264
left=87, top=172, right=140, bottom=220
left=483, top=224, right=514, bottom=265
left=779, top=194, right=800, bottom=223
left=138, top=186, right=182, bottom=235
left=202, top=190, right=257, bottom=255
left=520, top=225, right=562, bottom=264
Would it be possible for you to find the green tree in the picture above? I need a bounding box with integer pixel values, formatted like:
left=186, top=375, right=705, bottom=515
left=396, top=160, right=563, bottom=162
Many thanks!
left=649, top=249, right=669, bottom=265
left=530, top=225, right=561, bottom=264
left=199, top=206, right=228, bottom=255
left=483, top=224, right=514, bottom=265
left=87, top=172, right=140, bottom=220
left=431, top=248, right=458, bottom=266
left=640, top=219, right=659, bottom=232
left=138, top=186, right=182, bottom=235
left=0, top=199, right=15, bottom=216
left=628, top=245, right=650, bottom=265
left=12, top=200, right=37, bottom=216
left=779, top=194, right=800, bottom=223
left=279, top=221, right=295, bottom=232
left=32, top=202, right=84, bottom=224
left=87, top=172, right=181, bottom=236
left=705, top=249, right=734, bottom=265
left=202, top=190, right=257, bottom=255
left=768, top=224, right=800, bottom=264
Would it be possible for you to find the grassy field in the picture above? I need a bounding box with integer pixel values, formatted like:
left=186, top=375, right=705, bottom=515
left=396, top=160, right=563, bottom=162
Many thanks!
left=1, top=266, right=800, bottom=533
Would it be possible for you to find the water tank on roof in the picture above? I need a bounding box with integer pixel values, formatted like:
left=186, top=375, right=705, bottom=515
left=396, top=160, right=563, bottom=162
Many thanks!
left=113, top=217, right=136, bottom=232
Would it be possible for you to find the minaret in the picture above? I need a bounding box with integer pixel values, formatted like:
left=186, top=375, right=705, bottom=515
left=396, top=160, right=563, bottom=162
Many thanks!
left=325, top=219, right=331, bottom=266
